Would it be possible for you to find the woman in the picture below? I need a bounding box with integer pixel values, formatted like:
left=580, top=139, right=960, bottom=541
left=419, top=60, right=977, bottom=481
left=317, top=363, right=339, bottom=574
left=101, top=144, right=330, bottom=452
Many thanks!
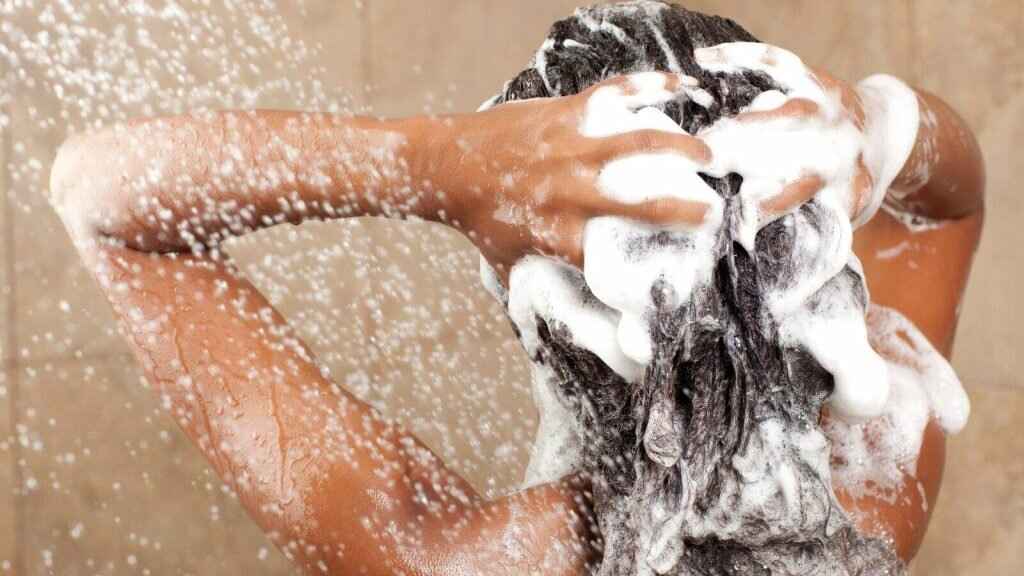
left=50, top=3, right=982, bottom=574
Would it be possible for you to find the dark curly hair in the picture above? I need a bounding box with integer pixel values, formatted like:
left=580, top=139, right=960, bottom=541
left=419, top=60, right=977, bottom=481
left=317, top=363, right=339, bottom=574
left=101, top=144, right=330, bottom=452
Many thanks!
left=486, top=2, right=905, bottom=575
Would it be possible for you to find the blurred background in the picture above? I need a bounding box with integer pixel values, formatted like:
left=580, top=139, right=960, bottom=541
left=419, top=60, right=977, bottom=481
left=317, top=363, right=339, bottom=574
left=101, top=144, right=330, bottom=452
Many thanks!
left=0, top=0, right=1020, bottom=574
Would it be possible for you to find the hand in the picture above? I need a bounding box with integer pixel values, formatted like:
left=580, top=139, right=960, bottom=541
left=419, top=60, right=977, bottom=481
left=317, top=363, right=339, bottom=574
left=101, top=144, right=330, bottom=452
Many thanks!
left=431, top=72, right=718, bottom=283
left=693, top=42, right=907, bottom=248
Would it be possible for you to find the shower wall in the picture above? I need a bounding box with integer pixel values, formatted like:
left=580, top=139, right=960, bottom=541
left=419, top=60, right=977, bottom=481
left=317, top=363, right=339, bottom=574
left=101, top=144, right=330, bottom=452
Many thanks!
left=0, top=1, right=1021, bottom=574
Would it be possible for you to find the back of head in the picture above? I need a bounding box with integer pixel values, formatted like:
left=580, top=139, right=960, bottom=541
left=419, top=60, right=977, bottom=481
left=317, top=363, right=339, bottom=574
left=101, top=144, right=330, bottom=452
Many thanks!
left=484, top=2, right=906, bottom=574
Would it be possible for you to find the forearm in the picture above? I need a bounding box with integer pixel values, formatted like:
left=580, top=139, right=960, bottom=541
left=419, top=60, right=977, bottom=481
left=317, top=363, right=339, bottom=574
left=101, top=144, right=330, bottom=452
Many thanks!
left=51, top=110, right=453, bottom=251
left=889, top=88, right=985, bottom=219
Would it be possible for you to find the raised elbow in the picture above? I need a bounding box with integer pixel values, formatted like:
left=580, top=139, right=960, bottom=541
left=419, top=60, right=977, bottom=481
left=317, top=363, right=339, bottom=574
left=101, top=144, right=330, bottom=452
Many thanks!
left=50, top=125, right=142, bottom=247
left=50, top=131, right=106, bottom=242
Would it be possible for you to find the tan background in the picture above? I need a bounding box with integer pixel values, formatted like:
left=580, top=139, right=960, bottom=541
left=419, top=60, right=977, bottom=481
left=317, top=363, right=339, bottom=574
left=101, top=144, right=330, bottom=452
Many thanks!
left=1, top=0, right=1022, bottom=574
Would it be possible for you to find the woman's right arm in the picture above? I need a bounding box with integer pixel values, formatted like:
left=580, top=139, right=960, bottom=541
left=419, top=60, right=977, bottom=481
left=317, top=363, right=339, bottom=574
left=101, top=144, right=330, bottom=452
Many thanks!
left=51, top=72, right=715, bottom=279
left=855, top=86, right=985, bottom=357
left=49, top=71, right=716, bottom=574
left=51, top=111, right=449, bottom=251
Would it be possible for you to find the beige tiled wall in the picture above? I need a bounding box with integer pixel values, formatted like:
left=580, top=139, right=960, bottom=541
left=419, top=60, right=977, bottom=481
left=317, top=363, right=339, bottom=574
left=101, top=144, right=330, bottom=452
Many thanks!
left=913, top=384, right=1024, bottom=575
left=0, top=367, right=14, bottom=576
left=0, top=1, right=1021, bottom=575
left=1, top=130, right=8, bottom=367
left=918, top=0, right=1024, bottom=390
left=2, top=65, right=18, bottom=573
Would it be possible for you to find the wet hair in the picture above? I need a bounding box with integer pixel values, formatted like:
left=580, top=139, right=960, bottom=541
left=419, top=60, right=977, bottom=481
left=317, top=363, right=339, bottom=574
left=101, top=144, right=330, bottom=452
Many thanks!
left=490, top=2, right=906, bottom=575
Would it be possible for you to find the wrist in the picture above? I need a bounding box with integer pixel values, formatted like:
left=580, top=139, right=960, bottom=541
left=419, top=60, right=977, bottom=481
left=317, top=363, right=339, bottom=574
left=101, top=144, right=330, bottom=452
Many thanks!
left=386, top=114, right=465, bottom=225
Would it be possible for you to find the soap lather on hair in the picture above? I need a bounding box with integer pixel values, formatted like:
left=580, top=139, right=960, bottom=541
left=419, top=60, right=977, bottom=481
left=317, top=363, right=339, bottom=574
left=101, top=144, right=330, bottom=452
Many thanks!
left=480, top=2, right=964, bottom=575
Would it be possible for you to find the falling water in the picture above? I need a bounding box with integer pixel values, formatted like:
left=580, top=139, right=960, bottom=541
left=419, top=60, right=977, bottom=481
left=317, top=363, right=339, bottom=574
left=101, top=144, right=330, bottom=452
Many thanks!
left=0, top=1, right=536, bottom=572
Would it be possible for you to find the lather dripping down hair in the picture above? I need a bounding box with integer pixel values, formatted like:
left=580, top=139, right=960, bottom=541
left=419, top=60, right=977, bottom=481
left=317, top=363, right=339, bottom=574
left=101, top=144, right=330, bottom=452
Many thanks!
left=480, top=2, right=908, bottom=575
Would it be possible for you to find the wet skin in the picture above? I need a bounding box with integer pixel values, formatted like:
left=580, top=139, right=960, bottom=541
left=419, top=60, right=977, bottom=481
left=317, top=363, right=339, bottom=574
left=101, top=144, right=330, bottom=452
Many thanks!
left=50, top=64, right=982, bottom=575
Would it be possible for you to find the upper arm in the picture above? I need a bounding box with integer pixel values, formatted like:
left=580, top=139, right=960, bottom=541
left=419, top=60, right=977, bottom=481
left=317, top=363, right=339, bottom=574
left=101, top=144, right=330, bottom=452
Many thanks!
left=855, top=88, right=985, bottom=355
left=853, top=208, right=983, bottom=357
left=841, top=89, right=984, bottom=562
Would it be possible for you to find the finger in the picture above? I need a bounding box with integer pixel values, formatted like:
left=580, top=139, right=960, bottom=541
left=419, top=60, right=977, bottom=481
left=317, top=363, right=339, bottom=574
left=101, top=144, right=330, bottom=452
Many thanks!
left=809, top=66, right=867, bottom=129
left=588, top=150, right=721, bottom=224
left=589, top=71, right=688, bottom=90
left=584, top=71, right=707, bottom=110
left=695, top=42, right=811, bottom=90
left=758, top=172, right=825, bottom=224
left=848, top=155, right=876, bottom=221
left=736, top=97, right=821, bottom=124
left=533, top=218, right=585, bottom=269
left=591, top=129, right=713, bottom=164
left=554, top=221, right=586, bottom=269
left=597, top=194, right=714, bottom=229
left=809, top=66, right=841, bottom=91
left=579, top=73, right=713, bottom=139
left=583, top=71, right=684, bottom=99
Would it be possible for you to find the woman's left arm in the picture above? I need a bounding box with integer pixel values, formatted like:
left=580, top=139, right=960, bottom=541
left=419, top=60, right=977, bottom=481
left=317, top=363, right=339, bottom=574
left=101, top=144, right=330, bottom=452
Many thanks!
left=52, top=74, right=714, bottom=279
